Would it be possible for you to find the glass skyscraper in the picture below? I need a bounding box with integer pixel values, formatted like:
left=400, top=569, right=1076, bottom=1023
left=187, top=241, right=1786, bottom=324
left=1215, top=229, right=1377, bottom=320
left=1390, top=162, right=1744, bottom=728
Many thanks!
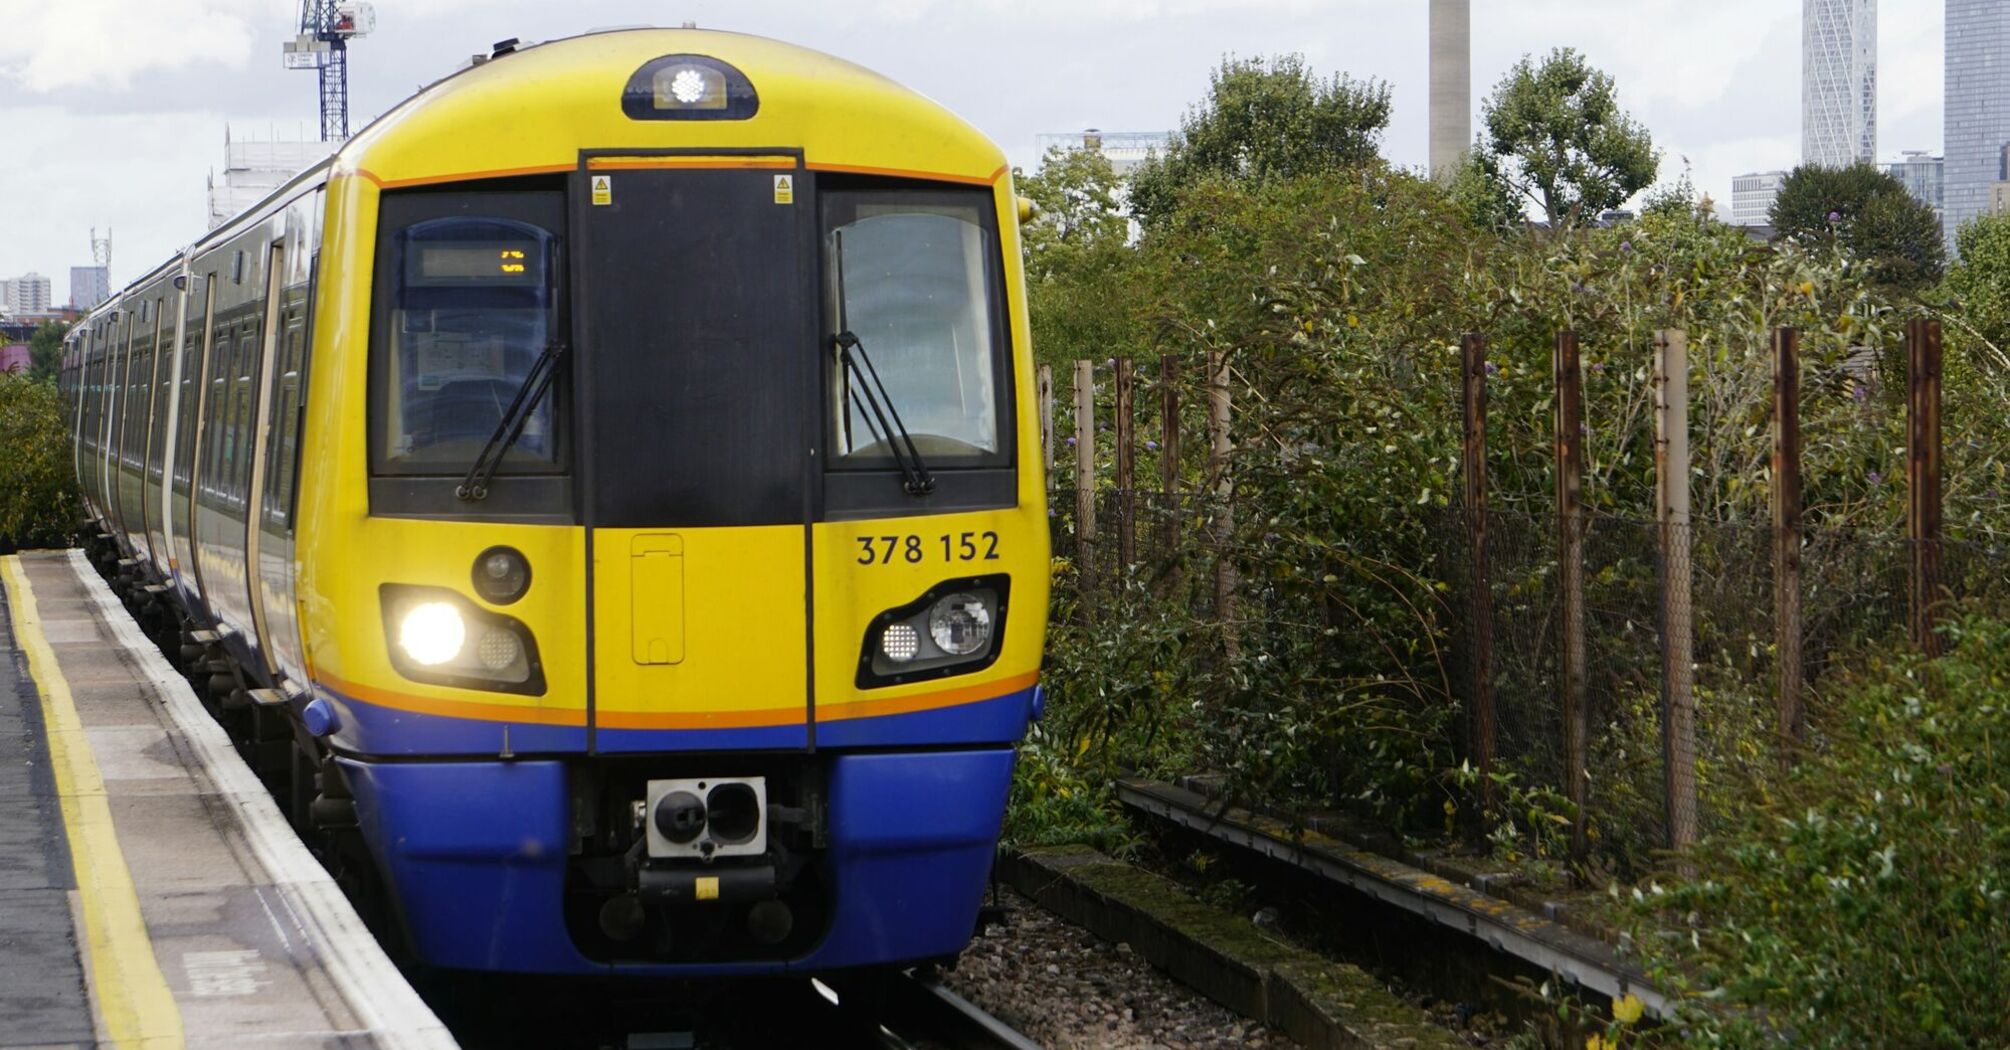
left=1945, top=0, right=2010, bottom=250
left=1804, top=0, right=1877, bottom=168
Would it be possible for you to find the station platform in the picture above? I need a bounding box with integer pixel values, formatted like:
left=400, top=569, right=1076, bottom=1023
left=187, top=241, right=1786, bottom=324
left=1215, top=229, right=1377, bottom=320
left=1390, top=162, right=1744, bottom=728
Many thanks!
left=0, top=550, right=455, bottom=1050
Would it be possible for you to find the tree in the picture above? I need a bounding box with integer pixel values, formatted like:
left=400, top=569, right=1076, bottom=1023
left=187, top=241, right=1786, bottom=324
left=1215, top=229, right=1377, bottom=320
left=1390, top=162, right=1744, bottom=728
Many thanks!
left=1476, top=48, right=1658, bottom=228
left=1016, top=147, right=1145, bottom=368
left=1129, top=55, right=1391, bottom=228
left=1769, top=163, right=1945, bottom=289
left=1016, top=145, right=1130, bottom=280
left=0, top=373, right=73, bottom=550
left=1947, top=210, right=2010, bottom=350
left=27, top=320, right=68, bottom=385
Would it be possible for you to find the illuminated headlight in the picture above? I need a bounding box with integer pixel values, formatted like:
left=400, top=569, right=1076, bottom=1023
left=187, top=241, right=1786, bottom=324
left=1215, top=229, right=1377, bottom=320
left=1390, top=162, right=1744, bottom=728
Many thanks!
left=929, top=593, right=993, bottom=656
left=399, top=602, right=465, bottom=666
left=881, top=622, right=920, bottom=662
left=381, top=585, right=544, bottom=695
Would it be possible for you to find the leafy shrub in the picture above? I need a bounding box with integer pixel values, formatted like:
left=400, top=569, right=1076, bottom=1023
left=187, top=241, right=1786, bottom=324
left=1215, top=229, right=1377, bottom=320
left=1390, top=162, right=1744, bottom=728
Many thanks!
left=0, top=374, right=74, bottom=550
left=1633, top=616, right=2010, bottom=1047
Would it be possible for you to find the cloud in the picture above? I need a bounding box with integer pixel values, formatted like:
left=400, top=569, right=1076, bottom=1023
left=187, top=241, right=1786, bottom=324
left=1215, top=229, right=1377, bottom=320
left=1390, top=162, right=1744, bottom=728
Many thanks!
left=0, top=0, right=274, bottom=93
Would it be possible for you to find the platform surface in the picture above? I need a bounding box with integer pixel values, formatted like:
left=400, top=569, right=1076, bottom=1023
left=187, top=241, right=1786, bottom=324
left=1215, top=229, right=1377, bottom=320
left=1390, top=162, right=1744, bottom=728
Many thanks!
left=0, top=550, right=455, bottom=1050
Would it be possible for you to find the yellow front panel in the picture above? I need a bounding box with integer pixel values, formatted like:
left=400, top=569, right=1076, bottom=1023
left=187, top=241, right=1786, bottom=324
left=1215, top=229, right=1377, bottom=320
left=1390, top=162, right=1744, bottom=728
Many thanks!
left=629, top=534, right=686, bottom=666
left=593, top=525, right=805, bottom=728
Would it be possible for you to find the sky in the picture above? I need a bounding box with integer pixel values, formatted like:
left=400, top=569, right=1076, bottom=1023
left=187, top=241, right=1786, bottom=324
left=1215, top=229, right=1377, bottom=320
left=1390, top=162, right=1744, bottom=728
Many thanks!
left=0, top=0, right=1948, bottom=301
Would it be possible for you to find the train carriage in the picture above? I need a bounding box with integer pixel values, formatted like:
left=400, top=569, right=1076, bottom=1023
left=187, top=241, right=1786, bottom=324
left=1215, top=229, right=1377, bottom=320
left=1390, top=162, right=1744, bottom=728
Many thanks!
left=60, top=28, right=1049, bottom=976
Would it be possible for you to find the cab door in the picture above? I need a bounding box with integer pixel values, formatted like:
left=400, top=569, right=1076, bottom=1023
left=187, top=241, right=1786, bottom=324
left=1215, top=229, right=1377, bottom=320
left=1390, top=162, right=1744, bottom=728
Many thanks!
left=572, top=155, right=815, bottom=751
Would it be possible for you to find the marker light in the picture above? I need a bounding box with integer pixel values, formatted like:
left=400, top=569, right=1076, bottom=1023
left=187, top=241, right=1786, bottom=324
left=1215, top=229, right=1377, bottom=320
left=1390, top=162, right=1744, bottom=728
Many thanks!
left=399, top=602, right=466, bottom=666
left=928, top=593, right=993, bottom=657
left=476, top=628, right=522, bottom=671
left=471, top=546, right=531, bottom=605
left=652, top=63, right=727, bottom=110
left=881, top=622, right=920, bottom=662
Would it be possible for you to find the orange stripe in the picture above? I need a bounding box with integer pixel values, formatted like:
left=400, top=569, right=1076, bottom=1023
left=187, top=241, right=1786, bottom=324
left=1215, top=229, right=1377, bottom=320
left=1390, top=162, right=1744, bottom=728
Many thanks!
left=806, top=161, right=1005, bottom=186
left=350, top=163, right=575, bottom=189
left=587, top=156, right=796, bottom=171
left=314, top=669, right=1040, bottom=730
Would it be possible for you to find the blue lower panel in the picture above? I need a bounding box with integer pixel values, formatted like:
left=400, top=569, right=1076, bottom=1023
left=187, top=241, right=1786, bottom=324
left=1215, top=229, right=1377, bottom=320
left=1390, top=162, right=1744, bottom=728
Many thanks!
left=340, top=747, right=1017, bottom=975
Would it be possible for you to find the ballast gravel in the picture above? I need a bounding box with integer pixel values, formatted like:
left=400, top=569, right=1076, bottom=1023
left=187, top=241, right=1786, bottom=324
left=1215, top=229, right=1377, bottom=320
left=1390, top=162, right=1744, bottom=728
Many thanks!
left=942, top=888, right=1287, bottom=1050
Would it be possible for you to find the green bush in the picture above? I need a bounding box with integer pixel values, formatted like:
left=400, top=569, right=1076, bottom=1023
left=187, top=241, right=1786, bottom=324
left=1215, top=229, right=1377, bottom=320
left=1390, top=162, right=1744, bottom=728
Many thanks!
left=1633, top=616, right=2010, bottom=1047
left=0, top=374, right=75, bottom=550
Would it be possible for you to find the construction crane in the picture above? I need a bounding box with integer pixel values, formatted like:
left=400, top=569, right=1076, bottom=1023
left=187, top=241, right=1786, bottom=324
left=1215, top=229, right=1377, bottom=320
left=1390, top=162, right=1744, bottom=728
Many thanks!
left=281, top=2, right=375, bottom=141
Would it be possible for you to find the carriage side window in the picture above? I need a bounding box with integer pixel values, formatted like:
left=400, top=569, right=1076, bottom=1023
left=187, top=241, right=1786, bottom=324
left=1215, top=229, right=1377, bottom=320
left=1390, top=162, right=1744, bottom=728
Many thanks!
left=372, top=211, right=561, bottom=475
left=822, top=188, right=1008, bottom=468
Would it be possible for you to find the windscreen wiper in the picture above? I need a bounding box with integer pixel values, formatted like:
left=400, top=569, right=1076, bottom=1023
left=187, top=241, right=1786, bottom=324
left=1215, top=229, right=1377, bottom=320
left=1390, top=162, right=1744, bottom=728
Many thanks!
left=833, top=230, right=935, bottom=496
left=456, top=340, right=567, bottom=502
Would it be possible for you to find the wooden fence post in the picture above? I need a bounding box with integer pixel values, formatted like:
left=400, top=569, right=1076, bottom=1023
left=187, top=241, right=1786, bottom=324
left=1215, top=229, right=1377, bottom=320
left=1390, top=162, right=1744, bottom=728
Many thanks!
left=1038, top=363, right=1055, bottom=478
left=1553, top=330, right=1587, bottom=859
left=1772, top=328, right=1804, bottom=748
left=1208, top=350, right=1236, bottom=648
left=1074, top=359, right=1098, bottom=605
left=1461, top=334, right=1496, bottom=816
left=1115, top=357, right=1136, bottom=569
left=1655, top=328, right=1698, bottom=853
left=1160, top=355, right=1181, bottom=563
left=1907, top=319, right=1943, bottom=657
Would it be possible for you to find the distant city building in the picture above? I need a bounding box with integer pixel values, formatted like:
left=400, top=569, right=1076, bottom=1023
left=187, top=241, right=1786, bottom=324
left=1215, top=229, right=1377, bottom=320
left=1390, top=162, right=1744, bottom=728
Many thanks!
left=1731, top=170, right=1789, bottom=226
left=1033, top=130, right=1173, bottom=177
left=68, top=265, right=110, bottom=310
left=0, top=344, right=28, bottom=375
left=207, top=128, right=336, bottom=229
left=1, top=273, right=53, bottom=316
left=1428, top=0, right=1471, bottom=180
left=1884, top=151, right=1944, bottom=224
left=1945, top=0, right=2010, bottom=248
left=1803, top=0, right=1877, bottom=168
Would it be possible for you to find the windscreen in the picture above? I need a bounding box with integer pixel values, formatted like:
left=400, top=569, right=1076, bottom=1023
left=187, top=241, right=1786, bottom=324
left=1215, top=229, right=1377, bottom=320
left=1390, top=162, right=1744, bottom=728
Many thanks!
left=824, top=190, right=1006, bottom=467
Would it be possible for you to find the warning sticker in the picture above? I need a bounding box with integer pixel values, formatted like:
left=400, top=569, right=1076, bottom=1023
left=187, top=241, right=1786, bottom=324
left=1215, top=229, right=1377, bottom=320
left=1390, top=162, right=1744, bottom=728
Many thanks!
left=694, top=876, right=720, bottom=901
left=773, top=174, right=794, bottom=205
left=591, top=174, right=612, bottom=206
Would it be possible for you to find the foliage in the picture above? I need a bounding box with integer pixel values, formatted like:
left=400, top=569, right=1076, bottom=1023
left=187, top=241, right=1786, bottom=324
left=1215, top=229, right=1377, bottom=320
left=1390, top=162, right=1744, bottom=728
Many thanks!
left=1015, top=147, right=1147, bottom=369
left=1633, top=616, right=2010, bottom=1047
left=1445, top=148, right=1523, bottom=231
left=1129, top=54, right=1390, bottom=229
left=27, top=320, right=68, bottom=384
left=1769, top=163, right=1946, bottom=289
left=0, top=373, right=74, bottom=550
left=1945, top=210, right=2010, bottom=352
left=1476, top=48, right=1658, bottom=228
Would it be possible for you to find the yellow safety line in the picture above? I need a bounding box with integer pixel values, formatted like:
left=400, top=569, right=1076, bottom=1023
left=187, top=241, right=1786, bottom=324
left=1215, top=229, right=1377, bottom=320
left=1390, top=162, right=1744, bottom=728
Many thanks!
left=1, top=556, right=185, bottom=1049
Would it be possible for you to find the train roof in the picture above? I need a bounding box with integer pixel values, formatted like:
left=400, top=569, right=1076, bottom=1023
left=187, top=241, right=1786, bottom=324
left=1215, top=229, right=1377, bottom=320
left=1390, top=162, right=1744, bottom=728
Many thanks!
left=338, top=28, right=1009, bottom=192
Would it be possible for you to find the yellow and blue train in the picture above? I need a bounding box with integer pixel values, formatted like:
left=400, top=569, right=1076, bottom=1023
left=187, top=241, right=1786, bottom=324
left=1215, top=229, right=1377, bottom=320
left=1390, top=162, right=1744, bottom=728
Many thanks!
left=59, top=28, right=1049, bottom=975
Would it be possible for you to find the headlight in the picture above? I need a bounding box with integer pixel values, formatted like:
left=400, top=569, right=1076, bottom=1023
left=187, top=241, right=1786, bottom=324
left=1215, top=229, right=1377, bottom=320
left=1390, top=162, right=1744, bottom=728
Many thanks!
left=471, top=546, right=532, bottom=605
left=381, top=585, right=545, bottom=695
left=857, top=575, right=1010, bottom=688
left=399, top=602, right=465, bottom=666
left=928, top=593, right=993, bottom=656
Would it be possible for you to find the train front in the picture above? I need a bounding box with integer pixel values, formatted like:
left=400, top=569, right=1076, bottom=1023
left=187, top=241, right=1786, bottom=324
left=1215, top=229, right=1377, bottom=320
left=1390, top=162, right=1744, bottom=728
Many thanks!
left=295, top=30, right=1048, bottom=974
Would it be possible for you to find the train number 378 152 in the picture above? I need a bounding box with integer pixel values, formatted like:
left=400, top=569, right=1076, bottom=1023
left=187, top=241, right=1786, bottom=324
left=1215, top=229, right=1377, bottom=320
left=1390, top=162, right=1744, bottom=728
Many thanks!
left=855, top=531, right=1002, bottom=566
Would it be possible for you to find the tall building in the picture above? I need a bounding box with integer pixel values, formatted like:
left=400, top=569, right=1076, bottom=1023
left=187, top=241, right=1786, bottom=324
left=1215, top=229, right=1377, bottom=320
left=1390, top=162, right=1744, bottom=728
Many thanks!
left=69, top=265, right=109, bottom=310
left=1032, top=130, right=1172, bottom=177
left=207, top=128, right=336, bottom=229
left=1945, top=0, right=2010, bottom=248
left=1731, top=170, right=1789, bottom=226
left=1429, top=0, right=1471, bottom=180
left=1803, top=0, right=1877, bottom=168
left=1885, top=151, right=1944, bottom=224
left=1, top=273, right=53, bottom=315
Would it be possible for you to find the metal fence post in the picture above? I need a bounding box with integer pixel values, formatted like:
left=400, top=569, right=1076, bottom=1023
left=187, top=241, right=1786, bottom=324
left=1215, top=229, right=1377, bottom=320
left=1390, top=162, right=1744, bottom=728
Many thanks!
left=1553, top=330, right=1587, bottom=858
left=1654, top=329, right=1698, bottom=853
left=1115, top=357, right=1136, bottom=569
left=1160, top=355, right=1181, bottom=566
left=1772, top=328, right=1804, bottom=747
left=1074, top=359, right=1098, bottom=606
left=1461, top=333, right=1497, bottom=816
left=1907, top=319, right=1943, bottom=658
left=1038, top=363, right=1055, bottom=478
left=1208, top=350, right=1236, bottom=650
